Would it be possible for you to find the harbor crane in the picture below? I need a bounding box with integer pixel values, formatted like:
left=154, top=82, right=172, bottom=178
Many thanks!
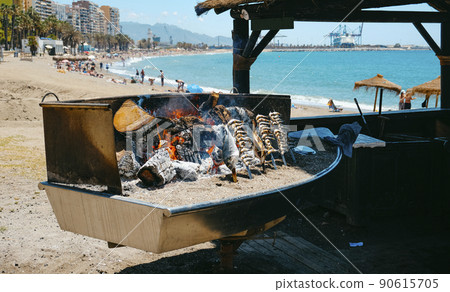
left=325, top=24, right=363, bottom=47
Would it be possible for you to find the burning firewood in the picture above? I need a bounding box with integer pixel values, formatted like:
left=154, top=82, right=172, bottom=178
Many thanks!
left=113, top=99, right=155, bottom=132
left=203, top=105, right=233, bottom=125
left=199, top=92, right=220, bottom=113
left=137, top=147, right=176, bottom=186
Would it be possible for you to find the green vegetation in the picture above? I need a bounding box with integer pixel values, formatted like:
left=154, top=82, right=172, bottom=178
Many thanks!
left=0, top=4, right=133, bottom=52
left=0, top=226, right=7, bottom=233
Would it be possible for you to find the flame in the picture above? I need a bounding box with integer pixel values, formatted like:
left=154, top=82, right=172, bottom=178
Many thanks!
left=165, top=108, right=199, bottom=119
left=207, top=145, right=215, bottom=155
left=153, top=128, right=186, bottom=160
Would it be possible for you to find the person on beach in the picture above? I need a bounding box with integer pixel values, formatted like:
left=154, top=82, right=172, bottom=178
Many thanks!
left=399, top=90, right=406, bottom=110
left=403, top=91, right=416, bottom=110
left=176, top=80, right=185, bottom=92
left=141, top=69, right=145, bottom=83
left=160, top=70, right=165, bottom=87
left=105, top=63, right=109, bottom=70
left=136, top=69, right=139, bottom=78
left=100, top=62, right=103, bottom=71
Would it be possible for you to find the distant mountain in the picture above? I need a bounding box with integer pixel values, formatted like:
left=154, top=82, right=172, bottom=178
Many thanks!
left=121, top=22, right=232, bottom=46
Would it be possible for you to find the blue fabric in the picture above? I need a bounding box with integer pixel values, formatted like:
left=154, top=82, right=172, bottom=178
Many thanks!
left=324, top=122, right=362, bottom=158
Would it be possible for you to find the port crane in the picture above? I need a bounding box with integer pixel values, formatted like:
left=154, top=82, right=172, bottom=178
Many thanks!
left=325, top=24, right=363, bottom=47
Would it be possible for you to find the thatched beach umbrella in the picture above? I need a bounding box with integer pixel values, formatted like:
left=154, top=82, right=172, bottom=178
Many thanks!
left=354, top=74, right=402, bottom=112
left=410, top=76, right=441, bottom=108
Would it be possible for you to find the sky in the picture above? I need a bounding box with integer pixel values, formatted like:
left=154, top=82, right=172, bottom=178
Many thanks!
left=57, top=1, right=441, bottom=46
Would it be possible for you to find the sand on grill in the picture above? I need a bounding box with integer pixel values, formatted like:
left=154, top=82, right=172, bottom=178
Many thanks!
left=123, top=145, right=337, bottom=208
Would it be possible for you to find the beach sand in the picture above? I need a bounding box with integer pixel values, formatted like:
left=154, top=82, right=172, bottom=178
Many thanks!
left=0, top=53, right=349, bottom=273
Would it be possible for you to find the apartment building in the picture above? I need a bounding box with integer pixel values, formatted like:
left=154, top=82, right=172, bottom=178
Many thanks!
left=31, top=0, right=53, bottom=19
left=51, top=1, right=67, bottom=21
left=10, top=0, right=119, bottom=36
left=100, top=5, right=120, bottom=36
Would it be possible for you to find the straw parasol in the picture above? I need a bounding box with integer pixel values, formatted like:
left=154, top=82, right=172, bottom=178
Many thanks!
left=410, top=76, right=441, bottom=108
left=354, top=74, right=402, bottom=112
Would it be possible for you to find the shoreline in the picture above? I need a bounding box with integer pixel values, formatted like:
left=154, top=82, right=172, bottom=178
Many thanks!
left=0, top=50, right=354, bottom=123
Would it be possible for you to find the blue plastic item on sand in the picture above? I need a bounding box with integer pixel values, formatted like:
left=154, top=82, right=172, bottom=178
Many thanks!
left=292, top=146, right=316, bottom=155
left=349, top=242, right=364, bottom=247
left=187, top=84, right=203, bottom=93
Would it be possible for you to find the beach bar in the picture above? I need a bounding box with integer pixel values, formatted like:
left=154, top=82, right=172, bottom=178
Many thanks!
left=37, top=0, right=450, bottom=270
left=195, top=0, right=450, bottom=225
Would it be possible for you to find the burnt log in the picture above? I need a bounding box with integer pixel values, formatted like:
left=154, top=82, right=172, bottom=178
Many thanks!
left=199, top=92, right=220, bottom=113
left=173, top=160, right=200, bottom=181
left=204, top=105, right=233, bottom=125
left=117, top=150, right=140, bottom=179
left=138, top=148, right=176, bottom=186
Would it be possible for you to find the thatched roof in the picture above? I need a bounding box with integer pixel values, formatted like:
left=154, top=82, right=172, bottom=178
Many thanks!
left=53, top=56, right=89, bottom=62
left=195, top=0, right=449, bottom=16
left=410, top=76, right=441, bottom=97
left=354, top=74, right=402, bottom=94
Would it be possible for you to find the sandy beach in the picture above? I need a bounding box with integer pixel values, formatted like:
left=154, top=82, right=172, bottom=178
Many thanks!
left=0, top=52, right=349, bottom=274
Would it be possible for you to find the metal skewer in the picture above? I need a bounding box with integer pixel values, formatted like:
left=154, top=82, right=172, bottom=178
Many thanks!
left=246, top=165, right=253, bottom=179
left=271, top=153, right=277, bottom=170
left=289, top=149, right=297, bottom=164
left=281, top=154, right=287, bottom=166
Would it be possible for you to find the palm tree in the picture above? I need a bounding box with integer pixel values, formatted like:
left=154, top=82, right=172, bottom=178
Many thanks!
left=17, top=10, right=32, bottom=44
left=43, top=15, right=58, bottom=39
left=61, top=22, right=82, bottom=55
left=10, top=4, right=20, bottom=49
left=29, top=8, right=42, bottom=37
left=0, top=3, right=11, bottom=50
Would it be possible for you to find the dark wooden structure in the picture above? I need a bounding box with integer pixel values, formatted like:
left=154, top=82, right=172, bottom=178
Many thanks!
left=196, top=0, right=450, bottom=225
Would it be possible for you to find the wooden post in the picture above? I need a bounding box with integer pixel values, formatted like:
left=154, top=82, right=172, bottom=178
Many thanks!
left=232, top=19, right=249, bottom=93
left=379, top=89, right=384, bottom=115
left=373, top=87, right=379, bottom=112
left=441, top=20, right=450, bottom=109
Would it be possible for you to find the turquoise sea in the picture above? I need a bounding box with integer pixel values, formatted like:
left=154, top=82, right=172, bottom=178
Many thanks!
left=110, top=50, right=440, bottom=111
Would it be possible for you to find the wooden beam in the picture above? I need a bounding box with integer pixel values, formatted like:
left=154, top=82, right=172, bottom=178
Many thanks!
left=428, top=0, right=450, bottom=12
left=413, top=22, right=442, bottom=55
left=251, top=17, right=294, bottom=30
left=243, top=30, right=261, bottom=58
left=250, top=30, right=279, bottom=58
left=441, top=21, right=450, bottom=109
left=305, top=11, right=446, bottom=23
left=233, top=19, right=249, bottom=93
left=232, top=8, right=446, bottom=23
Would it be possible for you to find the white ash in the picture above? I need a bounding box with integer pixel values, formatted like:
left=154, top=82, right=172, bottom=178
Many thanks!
left=172, top=160, right=199, bottom=181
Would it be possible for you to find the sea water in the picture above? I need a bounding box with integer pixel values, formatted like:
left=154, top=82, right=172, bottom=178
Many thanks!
left=109, top=50, right=440, bottom=111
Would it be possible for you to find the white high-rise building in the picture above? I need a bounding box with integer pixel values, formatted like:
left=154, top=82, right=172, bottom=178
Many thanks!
left=51, top=2, right=68, bottom=21
left=31, top=0, right=53, bottom=19
left=100, top=5, right=120, bottom=36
